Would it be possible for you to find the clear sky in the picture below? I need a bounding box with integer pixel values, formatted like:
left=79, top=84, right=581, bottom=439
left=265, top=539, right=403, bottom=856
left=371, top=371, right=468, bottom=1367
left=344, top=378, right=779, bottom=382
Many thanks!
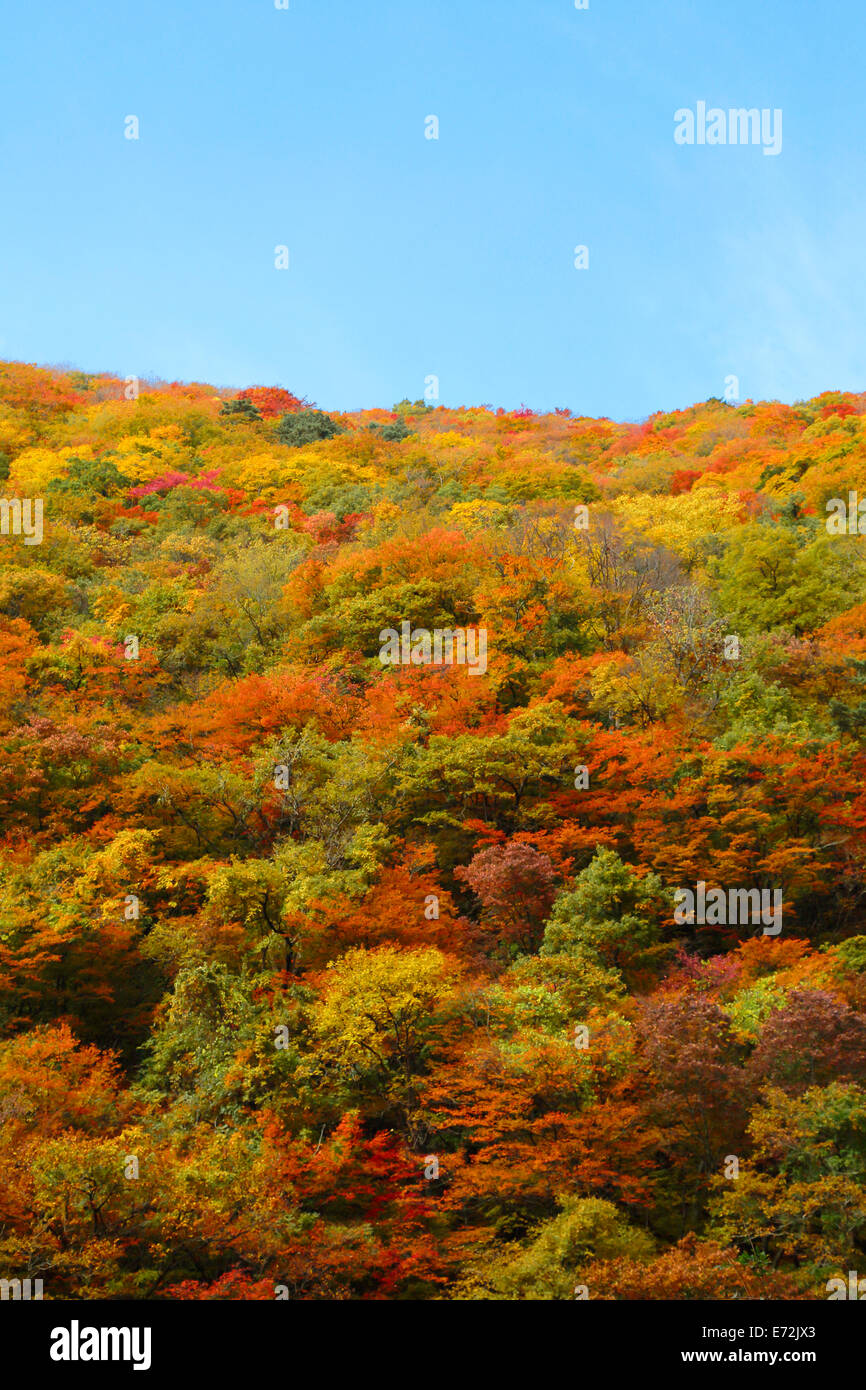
left=1, top=0, right=863, bottom=419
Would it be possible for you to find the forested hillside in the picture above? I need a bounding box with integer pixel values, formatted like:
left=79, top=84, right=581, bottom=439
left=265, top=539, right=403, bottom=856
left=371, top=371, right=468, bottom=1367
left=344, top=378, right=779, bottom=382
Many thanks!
left=2, top=358, right=866, bottom=1300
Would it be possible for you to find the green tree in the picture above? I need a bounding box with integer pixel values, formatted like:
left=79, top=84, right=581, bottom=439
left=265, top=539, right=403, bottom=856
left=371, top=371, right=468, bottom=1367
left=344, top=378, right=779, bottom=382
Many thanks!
left=275, top=410, right=343, bottom=447
left=709, top=526, right=864, bottom=636
left=541, top=847, right=667, bottom=977
left=220, top=397, right=262, bottom=422
left=456, top=1196, right=654, bottom=1300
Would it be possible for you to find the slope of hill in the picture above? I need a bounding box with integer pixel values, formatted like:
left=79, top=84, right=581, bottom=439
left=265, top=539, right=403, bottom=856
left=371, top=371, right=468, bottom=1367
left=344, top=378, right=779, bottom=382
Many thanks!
left=1, top=359, right=866, bottom=1300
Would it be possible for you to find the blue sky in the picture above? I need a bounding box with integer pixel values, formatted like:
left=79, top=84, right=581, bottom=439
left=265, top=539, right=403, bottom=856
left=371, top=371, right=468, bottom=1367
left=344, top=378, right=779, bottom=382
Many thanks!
left=1, top=0, right=863, bottom=419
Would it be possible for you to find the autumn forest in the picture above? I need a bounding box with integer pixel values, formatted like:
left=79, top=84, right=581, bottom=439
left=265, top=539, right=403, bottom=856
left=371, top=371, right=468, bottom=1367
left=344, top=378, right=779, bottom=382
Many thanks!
left=2, top=359, right=866, bottom=1302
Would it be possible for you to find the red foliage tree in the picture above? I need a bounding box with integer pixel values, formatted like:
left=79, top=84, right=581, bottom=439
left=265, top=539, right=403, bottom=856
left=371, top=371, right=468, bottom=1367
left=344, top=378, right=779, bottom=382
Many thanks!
left=454, top=841, right=558, bottom=952
left=236, top=386, right=309, bottom=417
